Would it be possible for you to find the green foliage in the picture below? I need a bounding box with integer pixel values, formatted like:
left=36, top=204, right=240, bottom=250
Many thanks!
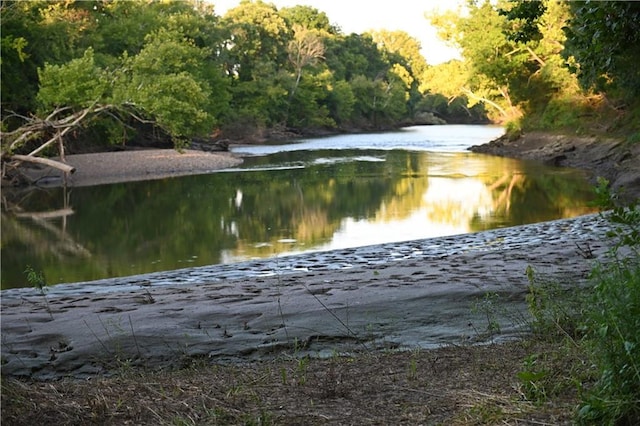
left=24, top=264, right=46, bottom=293
left=37, top=48, right=107, bottom=109
left=10, top=0, right=640, bottom=146
left=517, top=354, right=549, bottom=404
left=119, top=29, right=218, bottom=138
left=527, top=180, right=640, bottom=424
left=24, top=264, right=52, bottom=319
left=521, top=180, right=639, bottom=424
left=425, top=0, right=640, bottom=133
left=537, top=96, right=586, bottom=130
left=563, top=1, right=640, bottom=100
left=499, top=0, right=546, bottom=43
left=594, top=178, right=640, bottom=255
left=4, top=0, right=486, bottom=146
left=525, top=265, right=584, bottom=338
left=471, top=292, right=502, bottom=338
left=578, top=261, right=640, bottom=425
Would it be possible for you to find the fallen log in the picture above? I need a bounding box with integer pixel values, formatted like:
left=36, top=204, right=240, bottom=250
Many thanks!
left=10, top=155, right=75, bottom=174
left=14, top=208, right=75, bottom=220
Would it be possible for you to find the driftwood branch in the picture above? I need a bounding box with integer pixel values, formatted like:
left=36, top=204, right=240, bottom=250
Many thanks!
left=14, top=208, right=75, bottom=220
left=1, top=102, right=172, bottom=186
left=11, top=154, right=75, bottom=174
left=0, top=102, right=115, bottom=183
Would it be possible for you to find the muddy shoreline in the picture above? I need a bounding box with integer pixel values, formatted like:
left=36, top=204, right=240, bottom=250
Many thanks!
left=1, top=213, right=614, bottom=379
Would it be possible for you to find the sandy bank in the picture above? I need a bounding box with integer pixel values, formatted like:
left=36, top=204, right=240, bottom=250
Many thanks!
left=17, top=149, right=243, bottom=187
left=1, top=213, right=614, bottom=379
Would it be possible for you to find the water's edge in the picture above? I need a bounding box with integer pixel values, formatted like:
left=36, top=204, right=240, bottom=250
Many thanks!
left=2, top=212, right=609, bottom=299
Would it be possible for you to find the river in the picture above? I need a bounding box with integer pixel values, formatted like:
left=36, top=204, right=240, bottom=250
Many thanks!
left=0, top=125, right=597, bottom=289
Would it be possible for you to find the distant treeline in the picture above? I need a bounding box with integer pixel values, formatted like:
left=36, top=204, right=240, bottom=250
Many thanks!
left=1, top=0, right=638, bottom=151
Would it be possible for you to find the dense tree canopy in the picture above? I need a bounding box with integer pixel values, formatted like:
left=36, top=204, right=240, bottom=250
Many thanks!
left=427, top=0, right=639, bottom=134
left=563, top=1, right=640, bottom=100
left=1, top=0, right=638, bottom=156
left=2, top=0, right=461, bottom=155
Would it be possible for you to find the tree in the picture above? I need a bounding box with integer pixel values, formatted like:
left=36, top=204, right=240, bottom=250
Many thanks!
left=0, top=0, right=96, bottom=115
left=324, top=33, right=389, bottom=82
left=287, top=24, right=325, bottom=100
left=279, top=4, right=337, bottom=34
left=369, top=29, right=428, bottom=85
left=563, top=1, right=640, bottom=100
left=114, top=28, right=220, bottom=140
left=2, top=0, right=231, bottom=161
left=427, top=1, right=522, bottom=121
left=221, top=0, right=290, bottom=82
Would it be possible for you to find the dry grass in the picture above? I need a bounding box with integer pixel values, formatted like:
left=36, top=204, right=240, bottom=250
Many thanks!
left=1, top=338, right=588, bottom=425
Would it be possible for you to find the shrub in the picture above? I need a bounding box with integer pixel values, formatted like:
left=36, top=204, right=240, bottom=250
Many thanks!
left=577, top=179, right=640, bottom=425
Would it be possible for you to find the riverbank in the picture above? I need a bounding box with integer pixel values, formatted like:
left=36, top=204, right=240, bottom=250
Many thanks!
left=2, top=213, right=612, bottom=424
left=470, top=131, right=640, bottom=203
left=11, top=149, right=243, bottom=188
left=2, top=131, right=628, bottom=424
left=10, top=130, right=638, bottom=202
left=1, top=212, right=612, bottom=379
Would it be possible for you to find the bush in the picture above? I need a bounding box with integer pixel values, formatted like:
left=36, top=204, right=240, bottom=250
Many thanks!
left=578, top=261, right=640, bottom=425
left=525, top=178, right=640, bottom=424
left=577, top=179, right=640, bottom=425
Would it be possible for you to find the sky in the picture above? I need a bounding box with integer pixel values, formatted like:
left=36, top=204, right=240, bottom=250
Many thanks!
left=210, top=0, right=463, bottom=65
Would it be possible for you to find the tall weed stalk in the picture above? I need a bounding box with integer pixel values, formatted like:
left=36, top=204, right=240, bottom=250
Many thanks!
left=24, top=265, right=52, bottom=320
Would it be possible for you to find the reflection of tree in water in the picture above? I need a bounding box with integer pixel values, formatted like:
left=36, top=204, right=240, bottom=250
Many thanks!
left=374, top=153, right=430, bottom=222
left=1, top=187, right=91, bottom=289
left=231, top=164, right=399, bottom=256
left=487, top=172, right=525, bottom=215
left=1, top=150, right=598, bottom=288
left=473, top=164, right=598, bottom=231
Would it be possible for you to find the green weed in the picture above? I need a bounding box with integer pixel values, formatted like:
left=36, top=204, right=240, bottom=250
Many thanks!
left=517, top=354, right=548, bottom=405
left=523, top=179, right=640, bottom=424
left=577, top=260, right=640, bottom=425
left=24, top=265, right=52, bottom=319
left=525, top=266, right=584, bottom=340
left=471, top=292, right=502, bottom=339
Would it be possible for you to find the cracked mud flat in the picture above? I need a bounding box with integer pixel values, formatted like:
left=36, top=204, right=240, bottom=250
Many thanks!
left=1, top=213, right=614, bottom=379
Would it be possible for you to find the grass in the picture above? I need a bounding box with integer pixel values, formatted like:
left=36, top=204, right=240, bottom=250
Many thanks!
left=524, top=180, right=640, bottom=425
left=1, top=340, right=582, bottom=425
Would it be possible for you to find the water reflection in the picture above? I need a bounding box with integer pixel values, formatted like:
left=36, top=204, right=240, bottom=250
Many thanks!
left=1, top=128, right=597, bottom=289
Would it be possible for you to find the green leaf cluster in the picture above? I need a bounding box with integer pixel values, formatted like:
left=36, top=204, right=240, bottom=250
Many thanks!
left=526, top=181, right=640, bottom=424
left=563, top=1, right=640, bottom=101
left=426, top=0, right=640, bottom=134
left=3, top=0, right=458, bottom=149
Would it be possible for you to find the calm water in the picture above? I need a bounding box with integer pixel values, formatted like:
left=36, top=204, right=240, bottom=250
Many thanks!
left=1, top=125, right=597, bottom=289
